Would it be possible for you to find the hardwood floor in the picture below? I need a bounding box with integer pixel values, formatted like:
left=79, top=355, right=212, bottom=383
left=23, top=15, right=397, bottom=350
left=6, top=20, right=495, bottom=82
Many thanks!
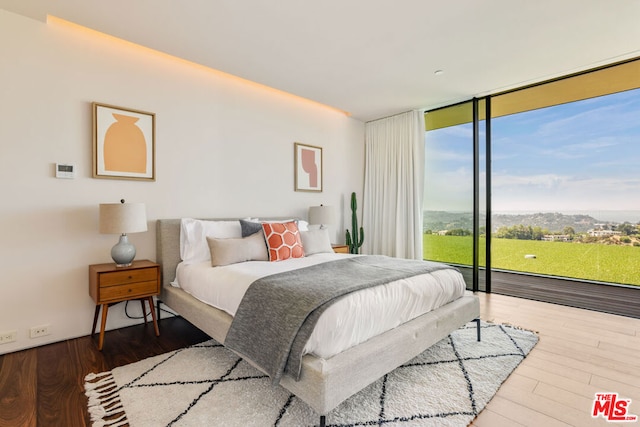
left=0, top=315, right=209, bottom=427
left=471, top=293, right=640, bottom=427
left=1, top=294, right=638, bottom=427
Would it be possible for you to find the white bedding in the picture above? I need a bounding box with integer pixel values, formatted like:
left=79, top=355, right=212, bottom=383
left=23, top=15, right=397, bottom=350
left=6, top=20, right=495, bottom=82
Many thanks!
left=174, top=253, right=466, bottom=359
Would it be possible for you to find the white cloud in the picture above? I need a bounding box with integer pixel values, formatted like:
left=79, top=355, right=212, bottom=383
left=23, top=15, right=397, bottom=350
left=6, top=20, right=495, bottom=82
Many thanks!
left=492, top=172, right=640, bottom=211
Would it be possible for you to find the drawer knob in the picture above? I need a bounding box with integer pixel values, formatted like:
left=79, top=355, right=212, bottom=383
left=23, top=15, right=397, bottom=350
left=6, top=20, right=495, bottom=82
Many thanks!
left=128, top=275, right=133, bottom=279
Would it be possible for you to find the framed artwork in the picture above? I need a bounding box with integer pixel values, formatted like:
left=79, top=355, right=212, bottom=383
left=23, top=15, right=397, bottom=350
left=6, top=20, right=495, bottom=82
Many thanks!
left=92, top=102, right=156, bottom=181
left=294, top=142, right=323, bottom=192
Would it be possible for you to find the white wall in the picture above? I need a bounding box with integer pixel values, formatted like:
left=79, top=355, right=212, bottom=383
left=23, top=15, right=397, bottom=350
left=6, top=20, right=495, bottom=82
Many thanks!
left=0, top=10, right=365, bottom=354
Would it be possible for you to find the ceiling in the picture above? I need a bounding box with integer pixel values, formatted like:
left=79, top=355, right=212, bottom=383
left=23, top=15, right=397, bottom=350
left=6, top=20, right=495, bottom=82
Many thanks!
left=2, top=0, right=640, bottom=122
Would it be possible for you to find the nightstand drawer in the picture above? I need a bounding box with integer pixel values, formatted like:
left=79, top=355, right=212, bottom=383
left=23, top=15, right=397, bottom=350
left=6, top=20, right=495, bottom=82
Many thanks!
left=99, top=268, right=157, bottom=287
left=100, top=280, right=159, bottom=301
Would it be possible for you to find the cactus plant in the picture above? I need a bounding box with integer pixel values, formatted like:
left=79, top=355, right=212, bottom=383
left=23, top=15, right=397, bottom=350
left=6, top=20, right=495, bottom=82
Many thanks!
left=345, top=192, right=364, bottom=254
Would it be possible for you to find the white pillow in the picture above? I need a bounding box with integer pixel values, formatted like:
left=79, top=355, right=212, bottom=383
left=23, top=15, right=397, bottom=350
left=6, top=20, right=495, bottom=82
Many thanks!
left=180, top=218, right=242, bottom=264
left=300, top=228, right=333, bottom=255
left=207, top=232, right=268, bottom=266
left=255, top=218, right=309, bottom=231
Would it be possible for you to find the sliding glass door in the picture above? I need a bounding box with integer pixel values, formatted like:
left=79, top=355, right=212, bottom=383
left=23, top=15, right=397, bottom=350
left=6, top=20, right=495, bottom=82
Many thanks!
left=424, top=100, right=488, bottom=291
left=490, top=87, right=640, bottom=286
left=424, top=58, right=640, bottom=297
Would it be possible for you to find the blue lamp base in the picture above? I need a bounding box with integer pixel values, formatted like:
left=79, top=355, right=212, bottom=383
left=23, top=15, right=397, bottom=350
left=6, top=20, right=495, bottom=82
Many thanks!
left=111, top=234, right=136, bottom=267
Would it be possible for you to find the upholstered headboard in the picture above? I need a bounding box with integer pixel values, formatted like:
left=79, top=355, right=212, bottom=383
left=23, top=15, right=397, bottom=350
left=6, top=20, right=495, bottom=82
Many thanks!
left=155, top=218, right=184, bottom=289
left=155, top=217, right=297, bottom=289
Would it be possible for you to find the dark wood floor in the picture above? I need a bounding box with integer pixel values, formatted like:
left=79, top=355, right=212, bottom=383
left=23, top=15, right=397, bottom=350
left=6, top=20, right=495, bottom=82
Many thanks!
left=0, top=316, right=210, bottom=427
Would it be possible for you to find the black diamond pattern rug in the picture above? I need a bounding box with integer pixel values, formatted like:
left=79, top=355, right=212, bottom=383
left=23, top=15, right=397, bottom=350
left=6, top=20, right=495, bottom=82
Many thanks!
left=85, top=321, right=538, bottom=427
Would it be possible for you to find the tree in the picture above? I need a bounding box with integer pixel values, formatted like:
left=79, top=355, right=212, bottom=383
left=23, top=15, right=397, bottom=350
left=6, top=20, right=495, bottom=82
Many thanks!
left=532, top=226, right=545, bottom=240
left=617, top=222, right=635, bottom=236
left=445, top=228, right=471, bottom=236
left=563, top=226, right=576, bottom=236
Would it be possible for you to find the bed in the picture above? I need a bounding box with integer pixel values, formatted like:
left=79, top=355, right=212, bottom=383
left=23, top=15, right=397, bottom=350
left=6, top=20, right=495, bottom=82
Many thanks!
left=155, top=218, right=480, bottom=426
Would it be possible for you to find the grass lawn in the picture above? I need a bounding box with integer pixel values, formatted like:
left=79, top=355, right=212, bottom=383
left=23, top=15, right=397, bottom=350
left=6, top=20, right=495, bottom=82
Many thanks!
left=423, top=234, right=640, bottom=286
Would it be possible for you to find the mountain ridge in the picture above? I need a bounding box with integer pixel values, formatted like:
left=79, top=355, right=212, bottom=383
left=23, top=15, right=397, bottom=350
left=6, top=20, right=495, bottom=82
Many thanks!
left=423, top=211, right=603, bottom=233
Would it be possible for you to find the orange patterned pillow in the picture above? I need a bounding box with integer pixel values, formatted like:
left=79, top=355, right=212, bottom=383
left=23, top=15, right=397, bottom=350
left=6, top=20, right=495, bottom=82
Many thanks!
left=261, top=221, right=305, bottom=261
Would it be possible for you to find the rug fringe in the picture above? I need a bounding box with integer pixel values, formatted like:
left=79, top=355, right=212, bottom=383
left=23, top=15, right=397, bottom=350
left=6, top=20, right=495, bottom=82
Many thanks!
left=84, top=371, right=129, bottom=427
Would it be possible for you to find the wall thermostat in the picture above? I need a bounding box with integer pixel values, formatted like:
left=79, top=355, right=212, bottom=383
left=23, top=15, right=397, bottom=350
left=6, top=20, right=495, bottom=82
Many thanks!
left=56, top=163, right=76, bottom=179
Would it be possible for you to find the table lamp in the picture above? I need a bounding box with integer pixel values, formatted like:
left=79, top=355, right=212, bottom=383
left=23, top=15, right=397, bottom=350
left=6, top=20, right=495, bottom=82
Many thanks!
left=99, top=199, right=147, bottom=267
left=308, top=204, right=335, bottom=229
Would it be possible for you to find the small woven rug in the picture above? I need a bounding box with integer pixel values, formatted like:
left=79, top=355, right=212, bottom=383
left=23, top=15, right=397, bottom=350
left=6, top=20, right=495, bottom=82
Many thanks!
left=85, top=321, right=537, bottom=427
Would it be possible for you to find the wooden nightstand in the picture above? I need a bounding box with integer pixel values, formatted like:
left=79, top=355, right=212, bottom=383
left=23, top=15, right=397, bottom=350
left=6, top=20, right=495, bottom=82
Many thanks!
left=332, top=245, right=349, bottom=254
left=89, top=260, right=161, bottom=350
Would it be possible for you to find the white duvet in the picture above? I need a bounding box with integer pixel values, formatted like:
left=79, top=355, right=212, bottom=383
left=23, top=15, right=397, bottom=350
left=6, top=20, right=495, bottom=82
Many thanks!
left=174, top=253, right=466, bottom=359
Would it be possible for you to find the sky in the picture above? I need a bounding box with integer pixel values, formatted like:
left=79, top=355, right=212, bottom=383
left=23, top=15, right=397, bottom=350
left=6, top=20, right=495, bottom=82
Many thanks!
left=424, top=88, right=640, bottom=221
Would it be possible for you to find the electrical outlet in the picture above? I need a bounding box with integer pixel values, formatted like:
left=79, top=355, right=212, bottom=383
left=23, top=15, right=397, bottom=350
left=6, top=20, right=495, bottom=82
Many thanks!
left=30, top=324, right=50, bottom=339
left=0, top=330, right=17, bottom=344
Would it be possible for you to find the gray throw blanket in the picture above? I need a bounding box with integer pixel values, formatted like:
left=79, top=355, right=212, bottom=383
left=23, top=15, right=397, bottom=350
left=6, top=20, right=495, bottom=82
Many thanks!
left=223, top=255, right=458, bottom=384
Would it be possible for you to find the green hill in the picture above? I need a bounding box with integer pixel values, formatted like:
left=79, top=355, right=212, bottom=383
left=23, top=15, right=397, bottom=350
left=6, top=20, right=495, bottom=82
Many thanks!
left=423, top=211, right=601, bottom=233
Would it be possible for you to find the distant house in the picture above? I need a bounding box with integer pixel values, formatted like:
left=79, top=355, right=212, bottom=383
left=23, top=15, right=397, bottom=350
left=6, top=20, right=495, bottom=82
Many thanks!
left=588, top=229, right=621, bottom=237
left=587, top=223, right=624, bottom=237
left=542, top=234, right=571, bottom=242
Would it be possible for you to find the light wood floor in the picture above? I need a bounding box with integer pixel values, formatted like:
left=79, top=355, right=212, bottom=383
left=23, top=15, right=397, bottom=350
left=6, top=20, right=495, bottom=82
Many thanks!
left=471, top=293, right=640, bottom=427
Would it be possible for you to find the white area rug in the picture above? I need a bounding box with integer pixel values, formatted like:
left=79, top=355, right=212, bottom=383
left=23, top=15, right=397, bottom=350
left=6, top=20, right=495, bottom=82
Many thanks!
left=85, top=321, right=537, bottom=427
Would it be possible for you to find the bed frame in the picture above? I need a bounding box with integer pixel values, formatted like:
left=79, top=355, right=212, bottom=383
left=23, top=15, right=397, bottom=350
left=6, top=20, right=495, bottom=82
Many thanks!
left=155, top=218, right=480, bottom=425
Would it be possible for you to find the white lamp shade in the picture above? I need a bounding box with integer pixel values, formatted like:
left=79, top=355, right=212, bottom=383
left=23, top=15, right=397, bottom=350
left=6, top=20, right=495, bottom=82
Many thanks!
left=99, top=202, right=147, bottom=234
left=308, top=205, right=335, bottom=226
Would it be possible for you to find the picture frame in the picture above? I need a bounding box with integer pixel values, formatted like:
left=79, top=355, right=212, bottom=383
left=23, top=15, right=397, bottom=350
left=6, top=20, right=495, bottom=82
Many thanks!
left=294, top=142, right=323, bottom=192
left=92, top=102, right=156, bottom=181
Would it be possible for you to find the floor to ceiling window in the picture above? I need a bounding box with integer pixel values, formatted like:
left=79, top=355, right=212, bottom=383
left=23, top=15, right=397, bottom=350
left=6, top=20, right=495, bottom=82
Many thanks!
left=423, top=58, right=640, bottom=298
left=491, top=87, right=640, bottom=286
left=423, top=100, right=488, bottom=291
left=423, top=101, right=474, bottom=269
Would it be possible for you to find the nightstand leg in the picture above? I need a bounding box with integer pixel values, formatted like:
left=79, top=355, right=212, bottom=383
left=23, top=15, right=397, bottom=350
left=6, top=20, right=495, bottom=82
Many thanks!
left=140, top=299, right=148, bottom=323
left=147, top=296, right=160, bottom=336
left=91, top=305, right=100, bottom=336
left=98, top=304, right=108, bottom=351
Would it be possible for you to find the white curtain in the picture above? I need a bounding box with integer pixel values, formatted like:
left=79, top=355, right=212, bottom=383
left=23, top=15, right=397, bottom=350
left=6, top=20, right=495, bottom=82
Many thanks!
left=362, top=110, right=425, bottom=259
